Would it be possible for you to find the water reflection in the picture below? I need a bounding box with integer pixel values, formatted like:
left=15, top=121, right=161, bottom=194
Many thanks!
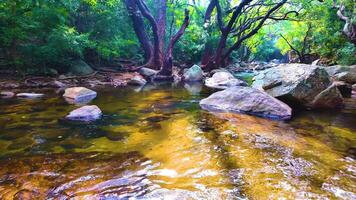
left=0, top=86, right=355, bottom=199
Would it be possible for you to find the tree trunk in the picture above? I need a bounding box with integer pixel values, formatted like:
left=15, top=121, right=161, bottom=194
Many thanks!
left=157, top=9, right=190, bottom=78
left=155, top=0, right=167, bottom=53
left=125, top=0, right=153, bottom=63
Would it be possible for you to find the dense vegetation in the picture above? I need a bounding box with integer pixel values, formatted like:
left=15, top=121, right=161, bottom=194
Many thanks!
left=0, top=0, right=355, bottom=75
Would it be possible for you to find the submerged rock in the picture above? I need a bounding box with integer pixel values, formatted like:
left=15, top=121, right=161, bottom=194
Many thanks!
left=312, top=83, right=344, bottom=109
left=128, top=75, right=147, bottom=86
left=184, top=82, right=203, bottom=95
left=66, top=105, right=102, bottom=121
left=205, top=71, right=247, bottom=89
left=63, top=87, right=97, bottom=104
left=183, top=65, right=203, bottom=82
left=16, top=93, right=44, bottom=98
left=200, top=86, right=292, bottom=120
left=252, top=64, right=332, bottom=107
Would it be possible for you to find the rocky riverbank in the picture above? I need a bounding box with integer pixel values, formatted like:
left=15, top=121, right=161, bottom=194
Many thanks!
left=1, top=62, right=355, bottom=121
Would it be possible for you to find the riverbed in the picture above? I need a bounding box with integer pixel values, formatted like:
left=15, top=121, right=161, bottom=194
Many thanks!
left=0, top=84, right=355, bottom=199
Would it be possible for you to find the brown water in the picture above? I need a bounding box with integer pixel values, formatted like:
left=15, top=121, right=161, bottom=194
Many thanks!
left=0, top=84, right=355, bottom=199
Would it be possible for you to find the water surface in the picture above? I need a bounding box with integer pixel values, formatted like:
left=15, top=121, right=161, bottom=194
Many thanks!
left=0, top=85, right=355, bottom=199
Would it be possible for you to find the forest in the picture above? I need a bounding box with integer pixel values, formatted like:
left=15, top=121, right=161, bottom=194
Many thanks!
left=0, top=0, right=355, bottom=76
left=0, top=0, right=355, bottom=199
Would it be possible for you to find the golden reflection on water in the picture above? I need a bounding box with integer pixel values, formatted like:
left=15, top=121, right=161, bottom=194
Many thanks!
left=0, top=86, right=355, bottom=199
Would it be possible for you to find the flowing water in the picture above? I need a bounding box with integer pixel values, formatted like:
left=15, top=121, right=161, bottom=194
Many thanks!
left=0, top=84, right=355, bottom=199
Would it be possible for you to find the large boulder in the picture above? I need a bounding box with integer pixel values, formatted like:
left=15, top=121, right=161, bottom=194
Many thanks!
left=128, top=75, right=147, bottom=86
left=252, top=64, right=332, bottom=107
left=311, top=83, right=344, bottom=109
left=63, top=87, right=97, bottom=104
left=205, top=71, right=247, bottom=89
left=66, top=105, right=102, bottom=122
left=139, top=67, right=158, bottom=78
left=67, top=60, right=94, bottom=76
left=183, top=65, right=203, bottom=82
left=200, top=86, right=292, bottom=120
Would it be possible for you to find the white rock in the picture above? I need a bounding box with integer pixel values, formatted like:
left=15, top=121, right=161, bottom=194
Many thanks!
left=16, top=93, right=44, bottom=98
left=66, top=105, right=102, bottom=121
left=63, top=87, right=97, bottom=103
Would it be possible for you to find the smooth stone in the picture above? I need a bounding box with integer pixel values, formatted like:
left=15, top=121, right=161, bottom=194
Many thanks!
left=1, top=91, right=15, bottom=98
left=205, top=71, right=247, bottom=89
left=183, top=65, right=203, bottom=82
left=65, top=105, right=102, bottom=122
left=200, top=86, right=292, bottom=120
left=128, top=75, right=147, bottom=86
left=139, top=67, right=158, bottom=77
left=16, top=93, right=44, bottom=98
left=63, top=87, right=97, bottom=103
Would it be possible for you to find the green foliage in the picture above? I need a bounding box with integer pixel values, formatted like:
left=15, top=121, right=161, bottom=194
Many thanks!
left=0, top=0, right=355, bottom=75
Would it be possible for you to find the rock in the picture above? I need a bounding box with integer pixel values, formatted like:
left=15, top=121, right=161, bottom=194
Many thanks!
left=353, top=84, right=356, bottom=91
left=312, top=84, right=344, bottom=109
left=335, top=68, right=356, bottom=84
left=200, top=86, right=292, bottom=120
left=0, top=91, right=15, bottom=98
left=67, top=60, right=94, bottom=76
left=65, top=105, right=102, bottom=121
left=184, top=82, right=202, bottom=95
left=128, top=75, right=147, bottom=86
left=63, top=87, right=97, bottom=103
left=183, top=65, right=203, bottom=82
left=205, top=71, right=247, bottom=89
left=312, top=59, right=320, bottom=66
left=323, top=65, right=355, bottom=77
left=333, top=81, right=352, bottom=98
left=139, top=67, right=158, bottom=77
left=252, top=64, right=331, bottom=107
left=16, top=93, right=44, bottom=98
left=52, top=80, right=66, bottom=88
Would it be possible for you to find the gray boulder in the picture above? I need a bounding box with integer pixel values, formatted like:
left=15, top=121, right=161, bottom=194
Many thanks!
left=66, top=105, right=102, bottom=122
left=205, top=71, right=247, bottom=89
left=312, top=83, right=344, bottom=109
left=67, top=60, right=94, bottom=76
left=63, top=87, right=97, bottom=104
left=128, top=75, right=147, bottom=86
left=252, top=64, right=332, bottom=107
left=139, top=67, right=158, bottom=78
left=200, top=86, right=292, bottom=120
left=335, top=69, right=356, bottom=84
left=183, top=65, right=203, bottom=82
left=16, top=93, right=44, bottom=98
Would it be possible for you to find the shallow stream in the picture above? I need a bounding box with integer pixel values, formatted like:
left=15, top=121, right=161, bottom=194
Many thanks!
left=0, top=84, right=355, bottom=199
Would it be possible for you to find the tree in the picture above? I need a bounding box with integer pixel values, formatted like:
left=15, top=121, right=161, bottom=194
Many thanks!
left=125, top=0, right=190, bottom=80
left=278, top=23, right=313, bottom=63
left=200, top=0, right=297, bottom=70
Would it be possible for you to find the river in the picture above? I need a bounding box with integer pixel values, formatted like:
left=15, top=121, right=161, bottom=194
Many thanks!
left=0, top=84, right=355, bottom=199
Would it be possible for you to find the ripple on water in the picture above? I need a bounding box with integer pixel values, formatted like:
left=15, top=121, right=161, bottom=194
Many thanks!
left=0, top=86, right=355, bottom=199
